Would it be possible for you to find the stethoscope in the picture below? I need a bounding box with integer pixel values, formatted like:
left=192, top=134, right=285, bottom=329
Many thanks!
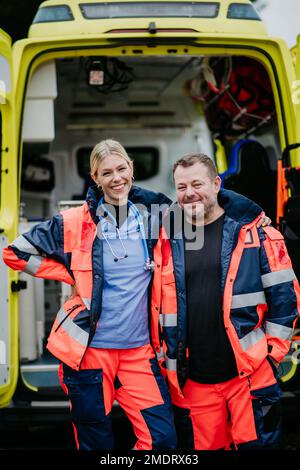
left=97, top=197, right=155, bottom=271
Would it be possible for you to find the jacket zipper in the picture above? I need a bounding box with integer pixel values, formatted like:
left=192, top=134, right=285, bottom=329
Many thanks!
left=55, top=304, right=82, bottom=332
left=247, top=375, right=251, bottom=389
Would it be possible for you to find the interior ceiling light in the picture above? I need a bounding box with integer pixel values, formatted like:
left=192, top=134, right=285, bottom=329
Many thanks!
left=85, top=57, right=135, bottom=93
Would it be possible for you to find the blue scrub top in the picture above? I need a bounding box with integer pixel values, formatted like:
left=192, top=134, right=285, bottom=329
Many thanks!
left=90, top=204, right=151, bottom=349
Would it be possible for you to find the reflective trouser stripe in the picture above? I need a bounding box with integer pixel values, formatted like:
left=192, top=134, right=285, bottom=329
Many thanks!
left=24, top=255, right=43, bottom=275
left=165, top=356, right=177, bottom=371
left=265, top=321, right=293, bottom=340
left=239, top=327, right=265, bottom=352
left=261, top=269, right=296, bottom=288
left=160, top=313, right=177, bottom=327
left=12, top=235, right=39, bottom=255
left=57, top=307, right=89, bottom=346
left=82, top=298, right=91, bottom=310
left=231, top=291, right=266, bottom=309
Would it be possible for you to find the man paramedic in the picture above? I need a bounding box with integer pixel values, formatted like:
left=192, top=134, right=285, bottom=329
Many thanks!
left=152, top=153, right=300, bottom=449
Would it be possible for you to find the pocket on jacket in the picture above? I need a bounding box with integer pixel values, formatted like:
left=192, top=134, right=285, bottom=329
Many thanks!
left=54, top=301, right=84, bottom=333
left=161, top=270, right=175, bottom=285
left=73, top=308, right=91, bottom=333
left=71, top=250, right=92, bottom=271
left=70, top=250, right=93, bottom=299
left=62, top=366, right=105, bottom=424
left=161, top=270, right=177, bottom=311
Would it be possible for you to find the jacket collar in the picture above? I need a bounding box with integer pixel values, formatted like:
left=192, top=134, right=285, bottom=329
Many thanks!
left=86, top=184, right=172, bottom=223
left=219, top=189, right=262, bottom=225
left=165, top=188, right=263, bottom=238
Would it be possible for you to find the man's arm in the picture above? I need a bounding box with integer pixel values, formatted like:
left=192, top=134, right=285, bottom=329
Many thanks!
left=259, top=226, right=300, bottom=364
left=2, top=214, right=74, bottom=285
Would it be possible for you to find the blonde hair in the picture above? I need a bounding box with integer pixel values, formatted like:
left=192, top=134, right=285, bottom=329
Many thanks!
left=90, top=139, right=132, bottom=177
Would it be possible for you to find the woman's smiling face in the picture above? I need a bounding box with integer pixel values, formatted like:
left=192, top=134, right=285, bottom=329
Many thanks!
left=93, top=152, right=133, bottom=205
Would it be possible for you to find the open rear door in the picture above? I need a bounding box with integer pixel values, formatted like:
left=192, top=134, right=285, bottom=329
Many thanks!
left=284, top=34, right=300, bottom=275
left=277, top=35, right=300, bottom=384
left=294, top=35, right=300, bottom=137
left=287, top=38, right=300, bottom=139
left=0, top=29, right=18, bottom=407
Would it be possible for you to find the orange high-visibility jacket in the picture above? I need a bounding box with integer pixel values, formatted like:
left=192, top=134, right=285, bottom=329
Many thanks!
left=3, top=185, right=171, bottom=369
left=151, top=199, right=300, bottom=398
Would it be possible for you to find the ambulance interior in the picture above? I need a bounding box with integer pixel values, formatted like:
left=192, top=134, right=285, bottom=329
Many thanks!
left=18, top=53, right=299, bottom=396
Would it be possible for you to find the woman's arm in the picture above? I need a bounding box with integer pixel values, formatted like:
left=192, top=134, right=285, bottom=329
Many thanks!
left=2, top=214, right=74, bottom=285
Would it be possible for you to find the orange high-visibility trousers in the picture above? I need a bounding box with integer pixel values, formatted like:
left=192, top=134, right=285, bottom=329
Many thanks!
left=171, top=358, right=281, bottom=450
left=59, top=343, right=177, bottom=450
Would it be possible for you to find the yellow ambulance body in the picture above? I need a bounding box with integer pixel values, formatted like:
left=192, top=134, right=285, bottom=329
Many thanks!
left=0, top=0, right=299, bottom=412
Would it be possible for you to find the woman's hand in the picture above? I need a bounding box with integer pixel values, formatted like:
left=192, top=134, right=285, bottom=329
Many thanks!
left=256, top=212, right=271, bottom=228
left=70, top=283, right=78, bottom=299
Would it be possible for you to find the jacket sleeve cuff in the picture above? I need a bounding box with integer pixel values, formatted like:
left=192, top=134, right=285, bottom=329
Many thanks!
left=63, top=271, right=75, bottom=285
left=268, top=339, right=291, bottom=364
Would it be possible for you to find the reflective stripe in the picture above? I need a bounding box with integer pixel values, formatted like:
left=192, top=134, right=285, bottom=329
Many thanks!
left=57, top=307, right=67, bottom=322
left=24, top=255, right=43, bottom=275
left=265, top=321, right=293, bottom=340
left=13, top=235, right=40, bottom=255
left=165, top=356, right=177, bottom=371
left=245, top=231, right=253, bottom=244
left=62, top=317, right=89, bottom=346
left=261, top=269, right=296, bottom=288
left=156, top=347, right=164, bottom=360
left=239, top=327, right=265, bottom=352
left=82, top=297, right=91, bottom=310
left=231, top=291, right=266, bottom=309
left=57, top=307, right=89, bottom=346
left=160, top=313, right=177, bottom=327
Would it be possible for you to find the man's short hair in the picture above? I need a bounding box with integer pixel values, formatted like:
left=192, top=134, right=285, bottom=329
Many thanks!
left=173, top=153, right=218, bottom=181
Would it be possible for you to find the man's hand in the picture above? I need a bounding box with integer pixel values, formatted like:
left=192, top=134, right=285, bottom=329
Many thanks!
left=256, top=212, right=271, bottom=228
left=269, top=356, right=279, bottom=369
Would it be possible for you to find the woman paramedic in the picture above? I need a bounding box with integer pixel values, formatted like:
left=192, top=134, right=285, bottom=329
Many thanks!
left=2, top=139, right=270, bottom=450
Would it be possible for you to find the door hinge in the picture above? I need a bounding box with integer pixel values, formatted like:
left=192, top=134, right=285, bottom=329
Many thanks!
left=11, top=280, right=27, bottom=292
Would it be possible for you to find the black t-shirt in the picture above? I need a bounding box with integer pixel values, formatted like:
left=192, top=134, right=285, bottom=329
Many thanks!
left=103, top=201, right=129, bottom=228
left=184, top=213, right=238, bottom=384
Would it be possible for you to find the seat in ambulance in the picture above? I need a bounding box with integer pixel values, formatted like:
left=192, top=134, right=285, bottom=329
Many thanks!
left=222, top=139, right=277, bottom=222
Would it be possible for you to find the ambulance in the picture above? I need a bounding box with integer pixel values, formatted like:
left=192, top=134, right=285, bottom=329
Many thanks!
left=0, top=0, right=299, bottom=419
